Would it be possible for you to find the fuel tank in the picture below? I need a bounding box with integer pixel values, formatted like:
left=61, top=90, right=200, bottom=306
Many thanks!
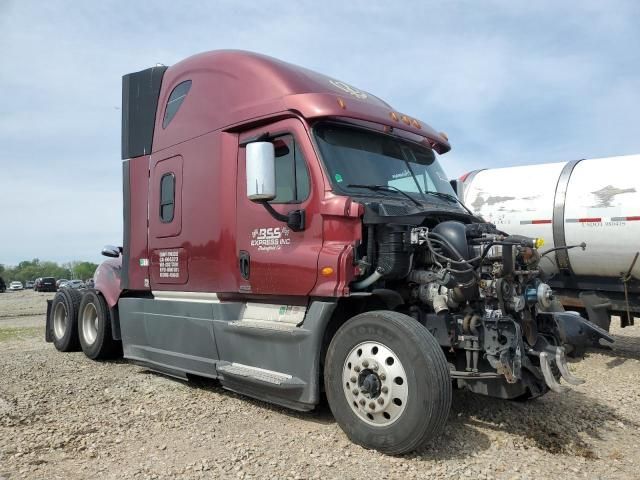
left=459, top=154, right=640, bottom=278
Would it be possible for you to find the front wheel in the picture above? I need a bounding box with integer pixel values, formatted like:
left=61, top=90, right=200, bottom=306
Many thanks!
left=324, top=311, right=452, bottom=455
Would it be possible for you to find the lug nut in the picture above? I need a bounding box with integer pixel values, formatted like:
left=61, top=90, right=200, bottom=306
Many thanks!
left=377, top=397, right=384, bottom=405
left=379, top=373, right=386, bottom=381
left=350, top=376, right=356, bottom=383
left=362, top=360, right=369, bottom=368
left=354, top=366, right=361, bottom=372
left=369, top=402, right=376, bottom=409
left=352, top=388, right=359, bottom=396
left=381, top=386, right=389, bottom=394
left=359, top=399, right=366, bottom=406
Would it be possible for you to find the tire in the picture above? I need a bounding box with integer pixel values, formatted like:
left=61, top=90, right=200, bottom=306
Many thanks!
left=49, top=290, right=82, bottom=352
left=78, top=290, right=121, bottom=360
left=324, top=310, right=452, bottom=455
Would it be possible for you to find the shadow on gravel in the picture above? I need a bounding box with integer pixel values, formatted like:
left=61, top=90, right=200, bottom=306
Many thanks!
left=140, top=368, right=636, bottom=460
left=593, top=332, right=640, bottom=361
left=413, top=387, right=639, bottom=461
left=142, top=370, right=338, bottom=426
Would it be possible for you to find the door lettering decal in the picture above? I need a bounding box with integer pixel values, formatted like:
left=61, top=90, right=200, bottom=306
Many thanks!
left=250, top=226, right=291, bottom=252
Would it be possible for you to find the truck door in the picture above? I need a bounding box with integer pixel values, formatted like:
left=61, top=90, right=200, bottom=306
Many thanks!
left=236, top=119, right=323, bottom=296
left=148, top=155, right=188, bottom=286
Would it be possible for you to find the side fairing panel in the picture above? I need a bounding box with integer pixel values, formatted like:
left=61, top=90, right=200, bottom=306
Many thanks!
left=117, top=296, right=337, bottom=410
left=122, top=156, right=151, bottom=291
left=118, top=297, right=219, bottom=377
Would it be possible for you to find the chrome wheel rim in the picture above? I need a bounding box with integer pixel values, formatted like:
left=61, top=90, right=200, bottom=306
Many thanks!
left=81, top=302, right=98, bottom=345
left=53, top=302, right=68, bottom=340
left=342, top=341, right=408, bottom=426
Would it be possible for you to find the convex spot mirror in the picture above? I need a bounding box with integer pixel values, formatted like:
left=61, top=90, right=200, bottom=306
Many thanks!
left=101, top=245, right=121, bottom=258
left=246, top=141, right=276, bottom=202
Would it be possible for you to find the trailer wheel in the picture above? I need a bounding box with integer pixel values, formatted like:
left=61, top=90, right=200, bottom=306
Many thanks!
left=50, top=290, right=82, bottom=352
left=78, top=290, right=120, bottom=360
left=324, top=310, right=451, bottom=455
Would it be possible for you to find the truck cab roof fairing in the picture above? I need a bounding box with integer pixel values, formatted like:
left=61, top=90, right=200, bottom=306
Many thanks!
left=151, top=50, right=450, bottom=154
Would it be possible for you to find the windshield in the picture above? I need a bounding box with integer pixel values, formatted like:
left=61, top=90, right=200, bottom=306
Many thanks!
left=314, top=123, right=457, bottom=202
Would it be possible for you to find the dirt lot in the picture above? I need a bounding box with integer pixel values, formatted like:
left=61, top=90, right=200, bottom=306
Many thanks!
left=1, top=290, right=639, bottom=479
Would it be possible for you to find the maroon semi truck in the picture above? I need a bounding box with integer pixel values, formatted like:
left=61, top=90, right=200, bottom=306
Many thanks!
left=46, top=50, right=611, bottom=454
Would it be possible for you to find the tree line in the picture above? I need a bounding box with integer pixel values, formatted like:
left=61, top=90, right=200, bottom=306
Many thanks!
left=0, top=259, right=99, bottom=283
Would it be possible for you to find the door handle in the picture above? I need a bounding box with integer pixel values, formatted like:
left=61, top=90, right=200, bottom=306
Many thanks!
left=239, top=250, right=250, bottom=280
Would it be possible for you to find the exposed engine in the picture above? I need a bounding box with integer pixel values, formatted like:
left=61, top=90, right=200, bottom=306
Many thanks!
left=354, top=216, right=613, bottom=399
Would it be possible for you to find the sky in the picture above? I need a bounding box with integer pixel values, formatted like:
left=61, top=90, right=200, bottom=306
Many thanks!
left=1, top=0, right=639, bottom=266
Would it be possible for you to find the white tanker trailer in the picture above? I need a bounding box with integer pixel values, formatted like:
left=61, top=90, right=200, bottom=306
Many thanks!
left=455, top=154, right=640, bottom=331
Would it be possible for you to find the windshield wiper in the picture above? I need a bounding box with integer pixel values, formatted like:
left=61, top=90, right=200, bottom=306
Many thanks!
left=423, top=191, right=475, bottom=216
left=347, top=184, right=422, bottom=207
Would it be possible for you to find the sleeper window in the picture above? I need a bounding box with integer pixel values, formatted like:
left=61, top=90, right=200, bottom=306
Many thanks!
left=160, top=173, right=175, bottom=222
left=162, top=80, right=192, bottom=128
left=271, top=135, right=310, bottom=204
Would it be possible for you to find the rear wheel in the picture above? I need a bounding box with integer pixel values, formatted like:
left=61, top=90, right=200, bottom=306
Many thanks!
left=50, top=289, right=82, bottom=352
left=324, top=311, right=451, bottom=455
left=78, top=290, right=121, bottom=360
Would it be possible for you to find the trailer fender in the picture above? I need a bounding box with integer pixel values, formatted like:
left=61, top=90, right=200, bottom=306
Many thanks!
left=94, top=257, right=123, bottom=308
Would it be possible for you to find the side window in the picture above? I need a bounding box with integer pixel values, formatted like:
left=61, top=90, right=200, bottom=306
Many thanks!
left=160, top=173, right=175, bottom=223
left=271, top=135, right=310, bottom=204
left=162, top=80, right=192, bottom=128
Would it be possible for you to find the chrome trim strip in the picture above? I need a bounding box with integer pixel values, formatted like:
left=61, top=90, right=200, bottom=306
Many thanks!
left=152, top=291, right=221, bottom=303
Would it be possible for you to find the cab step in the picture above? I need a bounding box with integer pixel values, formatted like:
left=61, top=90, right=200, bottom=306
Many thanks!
left=217, top=362, right=304, bottom=387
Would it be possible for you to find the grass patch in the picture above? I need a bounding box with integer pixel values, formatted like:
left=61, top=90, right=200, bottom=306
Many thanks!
left=0, top=327, right=42, bottom=342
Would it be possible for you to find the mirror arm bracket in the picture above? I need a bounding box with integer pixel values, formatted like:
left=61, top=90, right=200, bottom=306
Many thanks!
left=259, top=201, right=306, bottom=232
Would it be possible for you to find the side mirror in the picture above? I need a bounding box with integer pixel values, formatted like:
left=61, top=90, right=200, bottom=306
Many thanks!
left=246, top=142, right=276, bottom=202
left=101, top=245, right=121, bottom=258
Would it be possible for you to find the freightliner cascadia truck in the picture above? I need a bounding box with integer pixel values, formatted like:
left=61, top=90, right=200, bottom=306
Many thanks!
left=456, top=155, right=640, bottom=332
left=46, top=50, right=611, bottom=454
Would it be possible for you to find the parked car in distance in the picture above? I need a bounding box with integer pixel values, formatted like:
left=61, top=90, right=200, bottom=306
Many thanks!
left=25, top=280, right=35, bottom=289
left=62, top=279, right=86, bottom=289
left=9, top=281, right=24, bottom=291
left=35, top=277, right=57, bottom=292
left=56, top=279, right=69, bottom=290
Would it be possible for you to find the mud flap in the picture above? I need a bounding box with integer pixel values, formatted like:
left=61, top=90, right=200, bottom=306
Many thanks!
left=579, top=291, right=612, bottom=331
left=45, top=299, right=53, bottom=343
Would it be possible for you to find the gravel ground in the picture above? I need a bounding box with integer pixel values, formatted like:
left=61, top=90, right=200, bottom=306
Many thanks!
left=1, top=290, right=639, bottom=479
